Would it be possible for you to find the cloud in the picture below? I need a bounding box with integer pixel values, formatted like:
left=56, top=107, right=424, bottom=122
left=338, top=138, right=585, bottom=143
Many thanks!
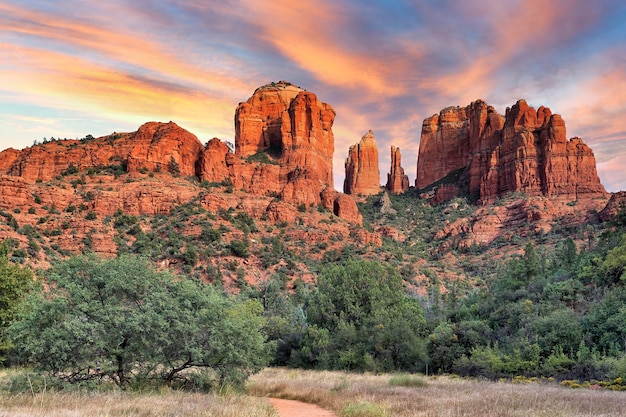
left=598, top=157, right=626, bottom=192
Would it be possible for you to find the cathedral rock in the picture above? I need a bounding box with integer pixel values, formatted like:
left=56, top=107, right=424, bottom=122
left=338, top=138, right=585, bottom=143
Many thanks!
left=416, top=99, right=606, bottom=202
left=344, top=130, right=381, bottom=196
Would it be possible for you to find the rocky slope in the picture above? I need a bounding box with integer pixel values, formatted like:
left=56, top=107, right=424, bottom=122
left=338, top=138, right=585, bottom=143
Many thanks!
left=343, top=130, right=381, bottom=196
left=416, top=99, right=606, bottom=203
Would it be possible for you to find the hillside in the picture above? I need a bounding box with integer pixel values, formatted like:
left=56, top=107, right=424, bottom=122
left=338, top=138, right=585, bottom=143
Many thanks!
left=0, top=82, right=618, bottom=294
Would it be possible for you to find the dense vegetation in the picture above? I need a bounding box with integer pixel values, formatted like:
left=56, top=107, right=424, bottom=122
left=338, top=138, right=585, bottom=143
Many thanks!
left=2, top=185, right=626, bottom=392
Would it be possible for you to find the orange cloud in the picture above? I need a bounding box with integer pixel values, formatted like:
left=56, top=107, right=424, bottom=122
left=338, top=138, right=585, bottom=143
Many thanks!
left=0, top=42, right=236, bottom=141
left=0, top=3, right=255, bottom=98
left=238, top=0, right=423, bottom=98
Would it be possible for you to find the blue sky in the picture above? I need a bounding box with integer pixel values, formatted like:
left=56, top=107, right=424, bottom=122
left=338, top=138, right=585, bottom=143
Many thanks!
left=1, top=0, right=625, bottom=191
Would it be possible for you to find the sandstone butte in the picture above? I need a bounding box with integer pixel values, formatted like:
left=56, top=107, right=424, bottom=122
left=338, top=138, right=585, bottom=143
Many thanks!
left=415, top=99, right=607, bottom=203
left=343, top=130, right=381, bottom=196
left=0, top=81, right=362, bottom=225
left=385, top=146, right=409, bottom=194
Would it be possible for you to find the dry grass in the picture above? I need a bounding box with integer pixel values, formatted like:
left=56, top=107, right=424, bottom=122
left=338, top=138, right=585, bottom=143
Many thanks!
left=248, top=368, right=626, bottom=417
left=0, top=391, right=277, bottom=417
left=0, top=368, right=276, bottom=417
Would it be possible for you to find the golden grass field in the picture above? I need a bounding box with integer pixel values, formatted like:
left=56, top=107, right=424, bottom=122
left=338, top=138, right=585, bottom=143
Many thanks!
left=3, top=367, right=626, bottom=416
left=249, top=368, right=626, bottom=417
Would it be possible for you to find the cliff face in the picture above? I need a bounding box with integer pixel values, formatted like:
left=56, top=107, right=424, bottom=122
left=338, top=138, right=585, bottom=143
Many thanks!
left=234, top=81, right=335, bottom=186
left=385, top=146, right=409, bottom=194
left=344, top=130, right=381, bottom=196
left=416, top=99, right=606, bottom=202
left=229, top=81, right=358, bottom=220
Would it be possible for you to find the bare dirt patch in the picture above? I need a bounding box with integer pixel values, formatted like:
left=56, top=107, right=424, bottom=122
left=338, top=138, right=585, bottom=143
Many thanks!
left=269, top=398, right=338, bottom=417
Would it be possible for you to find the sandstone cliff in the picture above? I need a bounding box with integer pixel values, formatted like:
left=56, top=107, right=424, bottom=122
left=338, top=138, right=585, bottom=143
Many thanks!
left=385, top=146, right=409, bottom=194
left=234, top=81, right=335, bottom=186
left=416, top=99, right=606, bottom=202
left=344, top=130, right=381, bottom=196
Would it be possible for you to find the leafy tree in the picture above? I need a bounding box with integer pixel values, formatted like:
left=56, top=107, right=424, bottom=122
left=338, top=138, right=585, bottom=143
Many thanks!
left=600, top=234, right=626, bottom=286
left=304, top=260, right=427, bottom=372
left=0, top=242, right=34, bottom=363
left=9, top=254, right=272, bottom=389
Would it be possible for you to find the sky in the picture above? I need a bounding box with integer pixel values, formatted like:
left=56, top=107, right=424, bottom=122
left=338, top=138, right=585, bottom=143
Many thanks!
left=1, top=0, right=625, bottom=192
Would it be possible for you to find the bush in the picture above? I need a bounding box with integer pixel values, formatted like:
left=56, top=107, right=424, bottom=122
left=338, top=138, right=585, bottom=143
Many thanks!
left=341, top=401, right=389, bottom=417
left=230, top=239, right=250, bottom=258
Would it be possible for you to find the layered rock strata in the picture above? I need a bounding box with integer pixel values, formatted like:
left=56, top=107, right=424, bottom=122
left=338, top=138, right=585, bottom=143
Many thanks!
left=0, top=81, right=361, bottom=224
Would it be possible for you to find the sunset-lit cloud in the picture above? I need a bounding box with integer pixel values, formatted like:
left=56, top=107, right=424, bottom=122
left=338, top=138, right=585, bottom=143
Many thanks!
left=1, top=0, right=625, bottom=191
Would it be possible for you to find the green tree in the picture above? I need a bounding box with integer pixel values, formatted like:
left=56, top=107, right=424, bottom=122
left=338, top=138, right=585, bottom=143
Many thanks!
left=0, top=242, right=34, bottom=363
left=9, top=254, right=271, bottom=389
left=305, top=260, right=427, bottom=372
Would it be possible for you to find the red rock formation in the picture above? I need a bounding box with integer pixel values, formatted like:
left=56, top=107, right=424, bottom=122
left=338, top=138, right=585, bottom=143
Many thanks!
left=320, top=187, right=363, bottom=225
left=344, top=130, right=380, bottom=195
left=599, top=191, right=626, bottom=222
left=1, top=122, right=204, bottom=181
left=432, top=184, right=461, bottom=205
left=234, top=81, right=335, bottom=187
left=198, top=138, right=231, bottom=183
left=5, top=138, right=122, bottom=182
left=416, top=99, right=606, bottom=202
left=416, top=105, right=473, bottom=189
left=386, top=146, right=409, bottom=194
left=0, top=149, right=21, bottom=173
left=235, top=82, right=303, bottom=157
left=126, top=121, right=204, bottom=177
left=1, top=81, right=361, bottom=224
left=232, top=81, right=344, bottom=213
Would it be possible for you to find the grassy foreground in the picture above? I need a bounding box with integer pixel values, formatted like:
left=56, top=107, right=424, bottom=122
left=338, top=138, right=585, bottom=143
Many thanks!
left=0, top=367, right=276, bottom=417
left=0, top=390, right=277, bottom=417
left=248, top=368, right=626, bottom=417
left=3, top=367, right=626, bottom=417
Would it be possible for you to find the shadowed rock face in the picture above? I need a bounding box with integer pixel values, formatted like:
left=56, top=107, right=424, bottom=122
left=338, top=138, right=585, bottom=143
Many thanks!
left=416, top=99, right=606, bottom=202
left=344, top=130, right=380, bottom=196
left=386, top=146, right=409, bottom=194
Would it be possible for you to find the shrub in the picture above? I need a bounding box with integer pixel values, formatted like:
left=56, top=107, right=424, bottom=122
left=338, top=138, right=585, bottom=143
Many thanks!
left=341, top=401, right=389, bottom=417
left=230, top=239, right=250, bottom=258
